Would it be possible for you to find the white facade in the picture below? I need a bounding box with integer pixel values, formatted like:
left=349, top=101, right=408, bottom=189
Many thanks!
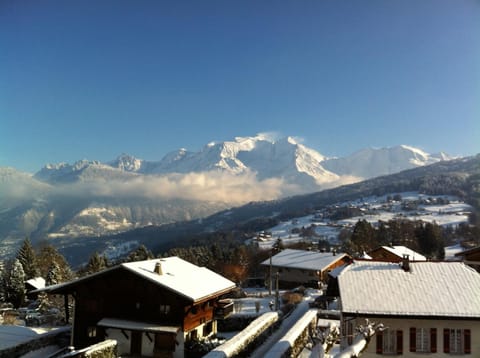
left=341, top=316, right=478, bottom=357
left=338, top=261, right=480, bottom=356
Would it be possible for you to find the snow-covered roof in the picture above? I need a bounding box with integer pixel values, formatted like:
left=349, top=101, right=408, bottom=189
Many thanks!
left=46, top=257, right=235, bottom=303
left=97, top=318, right=179, bottom=334
left=261, top=249, right=349, bottom=271
left=122, top=257, right=236, bottom=302
left=376, top=245, right=426, bottom=261
left=338, top=261, right=480, bottom=318
left=25, top=277, right=45, bottom=290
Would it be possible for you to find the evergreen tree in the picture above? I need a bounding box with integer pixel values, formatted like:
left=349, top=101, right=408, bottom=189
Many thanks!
left=36, top=244, right=73, bottom=283
left=46, top=261, right=61, bottom=286
left=16, top=238, right=39, bottom=280
left=126, top=245, right=154, bottom=262
left=6, top=259, right=26, bottom=307
left=350, top=220, right=376, bottom=253
left=80, top=252, right=108, bottom=276
left=416, top=222, right=444, bottom=259
left=272, top=238, right=284, bottom=251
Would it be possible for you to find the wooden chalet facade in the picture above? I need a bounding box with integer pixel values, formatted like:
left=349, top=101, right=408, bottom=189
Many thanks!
left=367, top=245, right=426, bottom=262
left=42, top=257, right=235, bottom=358
left=455, top=246, right=480, bottom=272
left=261, top=249, right=352, bottom=288
left=337, top=260, right=480, bottom=357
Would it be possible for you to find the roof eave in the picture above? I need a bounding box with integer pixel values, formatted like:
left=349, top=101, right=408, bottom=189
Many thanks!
left=341, top=311, right=480, bottom=321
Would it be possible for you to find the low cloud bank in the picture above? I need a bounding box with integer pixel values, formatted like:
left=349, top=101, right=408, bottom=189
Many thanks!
left=1, top=171, right=362, bottom=206
left=54, top=171, right=297, bottom=205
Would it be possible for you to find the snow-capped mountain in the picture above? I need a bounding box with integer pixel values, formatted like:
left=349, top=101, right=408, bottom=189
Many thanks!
left=322, top=145, right=453, bottom=179
left=0, top=135, right=455, bottom=261
left=33, top=135, right=450, bottom=189
left=34, top=159, right=138, bottom=183
left=146, top=135, right=339, bottom=190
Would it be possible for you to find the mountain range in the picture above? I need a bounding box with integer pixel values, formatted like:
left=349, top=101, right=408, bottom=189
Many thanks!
left=34, top=134, right=449, bottom=187
left=0, top=134, right=454, bottom=260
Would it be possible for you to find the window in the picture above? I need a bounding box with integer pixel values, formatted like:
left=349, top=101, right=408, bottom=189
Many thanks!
left=383, top=330, right=397, bottom=354
left=416, top=328, right=430, bottom=352
left=342, top=319, right=354, bottom=345
left=410, top=327, right=436, bottom=353
left=87, top=326, right=97, bottom=338
left=444, top=329, right=471, bottom=354
left=160, top=304, right=171, bottom=314
left=450, top=329, right=463, bottom=354
left=377, top=329, right=403, bottom=355
left=203, top=321, right=213, bottom=337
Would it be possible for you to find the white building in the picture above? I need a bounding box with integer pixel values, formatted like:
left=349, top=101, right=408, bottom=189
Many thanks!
left=337, top=260, right=480, bottom=356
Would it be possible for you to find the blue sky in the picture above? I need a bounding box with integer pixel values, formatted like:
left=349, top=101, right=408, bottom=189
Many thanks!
left=1, top=0, right=479, bottom=173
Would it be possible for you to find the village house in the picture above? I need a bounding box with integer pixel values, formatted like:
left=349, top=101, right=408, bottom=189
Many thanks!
left=455, top=246, right=480, bottom=272
left=40, top=257, right=236, bottom=358
left=25, top=277, right=45, bottom=300
left=261, top=248, right=351, bottom=288
left=368, top=245, right=426, bottom=262
left=337, top=259, right=480, bottom=357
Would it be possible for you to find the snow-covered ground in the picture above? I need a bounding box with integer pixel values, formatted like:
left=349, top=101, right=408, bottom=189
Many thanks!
left=251, top=192, right=472, bottom=250
left=0, top=325, right=62, bottom=350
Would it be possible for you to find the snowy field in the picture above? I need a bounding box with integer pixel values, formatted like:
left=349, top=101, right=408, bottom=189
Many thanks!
left=252, top=192, right=472, bottom=250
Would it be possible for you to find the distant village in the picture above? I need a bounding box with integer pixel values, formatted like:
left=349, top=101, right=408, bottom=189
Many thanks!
left=0, top=192, right=479, bottom=357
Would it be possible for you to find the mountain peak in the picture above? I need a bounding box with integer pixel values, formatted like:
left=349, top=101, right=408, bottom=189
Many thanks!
left=109, top=153, right=143, bottom=172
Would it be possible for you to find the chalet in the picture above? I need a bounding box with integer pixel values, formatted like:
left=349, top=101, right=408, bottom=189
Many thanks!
left=41, top=257, right=236, bottom=358
left=455, top=246, right=480, bottom=272
left=260, top=249, right=351, bottom=288
left=368, top=245, right=426, bottom=262
left=25, top=277, right=45, bottom=300
left=337, top=259, right=480, bottom=356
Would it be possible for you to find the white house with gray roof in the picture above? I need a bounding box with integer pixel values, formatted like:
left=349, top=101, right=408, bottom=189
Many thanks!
left=338, top=260, right=480, bottom=356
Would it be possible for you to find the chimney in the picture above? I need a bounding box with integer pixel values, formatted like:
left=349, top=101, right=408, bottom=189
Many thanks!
left=154, top=262, right=163, bottom=275
left=401, top=254, right=410, bottom=272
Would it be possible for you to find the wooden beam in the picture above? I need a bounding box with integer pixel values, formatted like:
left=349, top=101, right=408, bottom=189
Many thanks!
left=64, top=294, right=69, bottom=323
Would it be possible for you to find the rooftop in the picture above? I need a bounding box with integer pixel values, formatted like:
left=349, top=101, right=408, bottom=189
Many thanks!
left=338, top=260, right=480, bottom=318
left=375, top=245, right=426, bottom=261
left=261, top=249, right=349, bottom=271
left=44, top=256, right=236, bottom=303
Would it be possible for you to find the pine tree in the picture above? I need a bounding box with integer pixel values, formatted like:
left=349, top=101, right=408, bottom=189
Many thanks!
left=80, top=252, right=108, bottom=276
left=16, top=238, right=39, bottom=280
left=126, top=245, right=154, bottom=262
left=351, top=220, right=376, bottom=253
left=6, top=259, right=26, bottom=308
left=37, top=244, right=73, bottom=283
left=46, top=261, right=61, bottom=286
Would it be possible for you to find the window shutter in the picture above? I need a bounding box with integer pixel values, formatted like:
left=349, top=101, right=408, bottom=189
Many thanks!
left=443, top=328, right=450, bottom=353
left=464, top=329, right=471, bottom=354
left=376, top=330, right=383, bottom=354
left=430, top=328, right=437, bottom=353
left=396, top=330, right=403, bottom=354
left=410, top=327, right=416, bottom=352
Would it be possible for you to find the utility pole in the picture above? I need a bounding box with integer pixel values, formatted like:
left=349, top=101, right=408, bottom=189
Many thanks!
left=268, top=251, right=272, bottom=295
left=274, top=271, right=280, bottom=311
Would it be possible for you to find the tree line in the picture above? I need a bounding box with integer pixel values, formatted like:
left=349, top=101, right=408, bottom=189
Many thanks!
left=1, top=214, right=478, bottom=310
